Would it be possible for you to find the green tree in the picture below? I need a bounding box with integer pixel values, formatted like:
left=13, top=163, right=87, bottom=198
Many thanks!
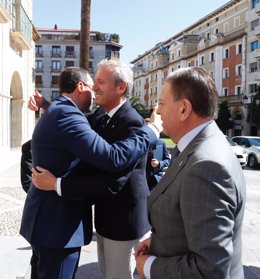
left=80, top=0, right=91, bottom=70
left=216, top=101, right=234, bottom=134
left=129, top=96, right=151, bottom=118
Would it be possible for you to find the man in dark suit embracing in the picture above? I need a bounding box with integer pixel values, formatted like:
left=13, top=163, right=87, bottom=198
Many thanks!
left=20, top=67, right=158, bottom=279
left=31, top=60, right=153, bottom=279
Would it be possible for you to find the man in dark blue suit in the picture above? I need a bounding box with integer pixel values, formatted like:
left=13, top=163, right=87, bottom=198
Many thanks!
left=20, top=67, right=158, bottom=279
left=31, top=60, right=156, bottom=279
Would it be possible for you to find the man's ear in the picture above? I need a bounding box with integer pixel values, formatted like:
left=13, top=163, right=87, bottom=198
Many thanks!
left=180, top=99, right=192, bottom=120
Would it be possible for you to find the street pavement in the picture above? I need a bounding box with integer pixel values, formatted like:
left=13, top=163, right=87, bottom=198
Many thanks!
left=0, top=148, right=259, bottom=279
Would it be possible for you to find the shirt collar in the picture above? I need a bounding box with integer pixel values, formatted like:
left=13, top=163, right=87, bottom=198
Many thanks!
left=107, top=100, right=126, bottom=118
left=178, top=120, right=212, bottom=152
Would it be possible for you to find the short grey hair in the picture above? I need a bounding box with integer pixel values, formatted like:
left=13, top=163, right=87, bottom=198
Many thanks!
left=97, top=59, right=133, bottom=98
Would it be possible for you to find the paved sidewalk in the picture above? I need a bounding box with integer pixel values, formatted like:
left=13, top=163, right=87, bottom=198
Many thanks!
left=0, top=148, right=259, bottom=279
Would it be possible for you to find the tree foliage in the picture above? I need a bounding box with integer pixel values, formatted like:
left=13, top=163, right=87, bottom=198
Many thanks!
left=216, top=101, right=234, bottom=134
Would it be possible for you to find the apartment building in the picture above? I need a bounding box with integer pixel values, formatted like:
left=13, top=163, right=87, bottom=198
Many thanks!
left=0, top=0, right=36, bottom=154
left=35, top=26, right=122, bottom=101
left=131, top=0, right=260, bottom=137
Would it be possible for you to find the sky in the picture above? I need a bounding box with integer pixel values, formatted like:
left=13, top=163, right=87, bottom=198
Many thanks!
left=32, top=0, right=228, bottom=64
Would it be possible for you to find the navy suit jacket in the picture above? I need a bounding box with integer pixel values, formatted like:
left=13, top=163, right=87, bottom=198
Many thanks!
left=20, top=96, right=156, bottom=248
left=61, top=101, right=151, bottom=240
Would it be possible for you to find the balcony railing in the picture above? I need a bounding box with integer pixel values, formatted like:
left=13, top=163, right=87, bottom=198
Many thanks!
left=256, top=2, right=260, bottom=15
left=51, top=51, right=62, bottom=57
left=0, top=0, right=12, bottom=22
left=10, top=0, right=32, bottom=50
left=65, top=51, right=76, bottom=58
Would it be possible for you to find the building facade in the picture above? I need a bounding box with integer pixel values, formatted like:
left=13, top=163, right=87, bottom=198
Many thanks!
left=131, top=0, right=260, bottom=137
left=0, top=0, right=36, bottom=155
left=35, top=26, right=122, bottom=101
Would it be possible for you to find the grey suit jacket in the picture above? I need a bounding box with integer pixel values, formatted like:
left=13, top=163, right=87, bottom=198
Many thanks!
left=148, top=121, right=246, bottom=279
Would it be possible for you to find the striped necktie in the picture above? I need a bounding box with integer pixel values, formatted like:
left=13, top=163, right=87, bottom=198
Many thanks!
left=170, top=145, right=180, bottom=165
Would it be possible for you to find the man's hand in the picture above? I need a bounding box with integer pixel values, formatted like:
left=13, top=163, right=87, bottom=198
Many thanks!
left=32, top=166, right=57, bottom=191
left=151, top=158, right=159, bottom=168
left=135, top=237, right=151, bottom=278
left=136, top=254, right=149, bottom=279
left=28, top=90, right=43, bottom=111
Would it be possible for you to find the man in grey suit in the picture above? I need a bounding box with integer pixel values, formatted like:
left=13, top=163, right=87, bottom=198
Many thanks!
left=135, top=67, right=246, bottom=279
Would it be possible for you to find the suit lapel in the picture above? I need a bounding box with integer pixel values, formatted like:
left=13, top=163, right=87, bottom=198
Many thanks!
left=148, top=121, right=219, bottom=212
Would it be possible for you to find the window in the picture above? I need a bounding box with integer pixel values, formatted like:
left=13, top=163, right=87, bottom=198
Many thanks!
left=35, top=75, right=42, bottom=85
left=51, top=91, right=59, bottom=101
left=252, top=0, right=260, bottom=9
left=236, top=86, right=242, bottom=96
left=251, top=41, right=259, bottom=51
left=236, top=65, right=242, bottom=76
left=250, top=62, right=258, bottom=72
left=65, top=46, right=75, bottom=56
left=51, top=75, right=59, bottom=86
left=35, top=60, right=42, bottom=70
left=237, top=43, right=242, bottom=54
left=209, top=52, right=214, bottom=62
left=250, top=84, right=257, bottom=93
left=223, top=68, right=229, bottom=79
left=171, top=53, right=174, bottom=60
left=36, top=45, right=43, bottom=55
left=200, top=56, right=205, bottom=65
left=224, top=48, right=229, bottom=58
left=52, top=61, right=61, bottom=70
left=251, top=19, right=259, bottom=30
left=52, top=46, right=61, bottom=56
left=223, top=88, right=228, bottom=96
left=188, top=62, right=191, bottom=67
left=224, top=22, right=229, bottom=32
left=66, top=60, right=74, bottom=67
left=234, top=17, right=240, bottom=28
left=215, top=28, right=219, bottom=35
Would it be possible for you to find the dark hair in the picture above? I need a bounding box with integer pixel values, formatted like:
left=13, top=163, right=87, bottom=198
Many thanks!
left=59, top=67, right=91, bottom=94
left=165, top=67, right=218, bottom=118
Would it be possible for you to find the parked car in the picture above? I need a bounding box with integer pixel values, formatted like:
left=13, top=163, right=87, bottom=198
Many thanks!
left=231, top=136, right=260, bottom=169
left=226, top=136, right=248, bottom=168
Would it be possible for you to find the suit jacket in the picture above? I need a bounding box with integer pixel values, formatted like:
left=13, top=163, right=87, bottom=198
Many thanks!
left=20, top=96, right=157, bottom=248
left=61, top=101, right=151, bottom=240
left=148, top=121, right=246, bottom=279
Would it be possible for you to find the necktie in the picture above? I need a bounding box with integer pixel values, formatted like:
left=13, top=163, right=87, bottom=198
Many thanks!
left=170, top=145, right=180, bottom=165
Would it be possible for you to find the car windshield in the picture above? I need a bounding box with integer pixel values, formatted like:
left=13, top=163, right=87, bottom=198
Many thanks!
left=249, top=138, right=260, bottom=146
left=226, top=137, right=236, bottom=146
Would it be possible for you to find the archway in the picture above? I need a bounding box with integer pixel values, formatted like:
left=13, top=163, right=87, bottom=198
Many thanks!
left=10, top=72, right=23, bottom=147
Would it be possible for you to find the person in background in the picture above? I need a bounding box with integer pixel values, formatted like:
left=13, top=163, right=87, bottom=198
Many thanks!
left=146, top=138, right=170, bottom=191
left=20, top=66, right=158, bottom=279
left=135, top=67, right=246, bottom=279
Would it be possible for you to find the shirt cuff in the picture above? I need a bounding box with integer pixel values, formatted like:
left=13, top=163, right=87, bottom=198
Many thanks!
left=56, top=177, right=62, bottom=196
left=144, top=255, right=157, bottom=279
left=147, top=123, right=160, bottom=138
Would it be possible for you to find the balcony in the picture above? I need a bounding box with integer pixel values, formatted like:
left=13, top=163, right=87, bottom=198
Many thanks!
left=35, top=67, right=43, bottom=72
left=0, top=0, right=12, bottom=22
left=51, top=67, right=62, bottom=73
left=10, top=0, right=32, bottom=50
left=256, top=2, right=260, bottom=15
left=255, top=25, right=260, bottom=38
left=65, top=51, right=76, bottom=58
left=51, top=51, right=62, bottom=58
left=254, top=48, right=260, bottom=58
left=36, top=51, right=43, bottom=57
